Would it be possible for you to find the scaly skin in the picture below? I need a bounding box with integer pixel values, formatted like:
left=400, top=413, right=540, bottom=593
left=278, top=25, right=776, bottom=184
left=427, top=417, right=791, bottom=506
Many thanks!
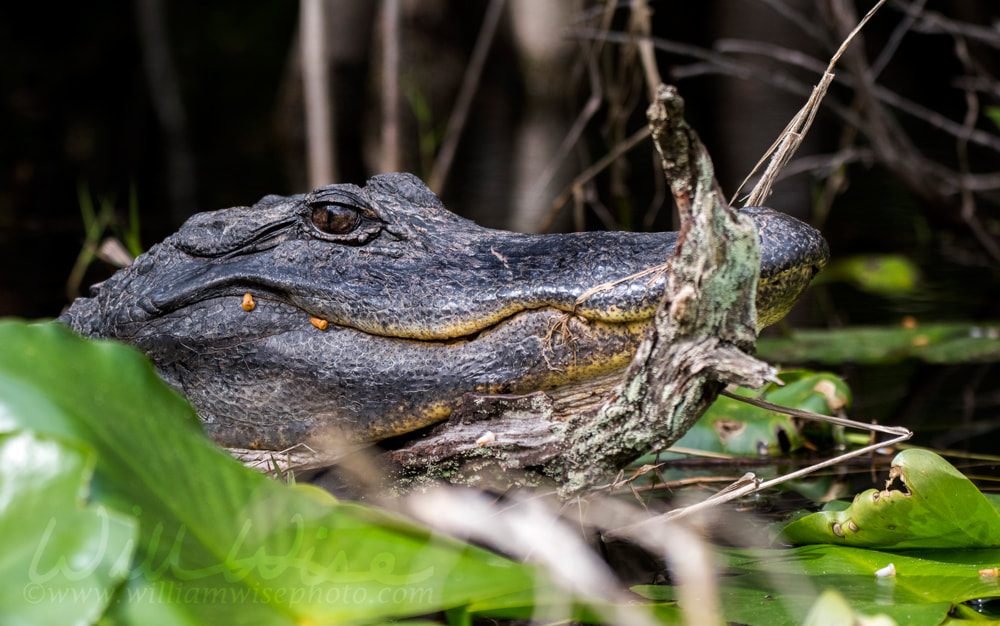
left=61, top=173, right=828, bottom=448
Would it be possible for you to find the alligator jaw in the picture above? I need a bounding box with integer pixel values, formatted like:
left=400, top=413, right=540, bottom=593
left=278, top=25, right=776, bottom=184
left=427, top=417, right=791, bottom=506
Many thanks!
left=129, top=296, right=652, bottom=448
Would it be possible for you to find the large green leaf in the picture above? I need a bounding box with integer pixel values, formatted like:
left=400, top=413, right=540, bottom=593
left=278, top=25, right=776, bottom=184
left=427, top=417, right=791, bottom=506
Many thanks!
left=781, top=449, right=1000, bottom=549
left=0, top=430, right=137, bottom=625
left=0, top=320, right=536, bottom=624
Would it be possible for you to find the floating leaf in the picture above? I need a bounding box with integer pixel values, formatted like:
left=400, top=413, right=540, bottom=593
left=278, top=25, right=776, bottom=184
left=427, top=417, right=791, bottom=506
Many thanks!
left=803, top=589, right=897, bottom=626
left=758, top=322, right=1000, bottom=365
left=465, top=585, right=680, bottom=624
left=781, top=449, right=1000, bottom=549
left=633, top=543, right=998, bottom=625
left=634, top=451, right=1000, bottom=624
left=0, top=321, right=536, bottom=624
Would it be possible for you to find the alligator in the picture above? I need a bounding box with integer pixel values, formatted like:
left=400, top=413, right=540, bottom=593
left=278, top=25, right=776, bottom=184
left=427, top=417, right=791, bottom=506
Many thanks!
left=60, top=172, right=828, bottom=450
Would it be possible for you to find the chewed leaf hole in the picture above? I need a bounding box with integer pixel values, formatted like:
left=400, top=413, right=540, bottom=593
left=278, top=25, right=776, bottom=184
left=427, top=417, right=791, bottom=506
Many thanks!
left=884, top=464, right=912, bottom=497
left=782, top=449, right=1000, bottom=549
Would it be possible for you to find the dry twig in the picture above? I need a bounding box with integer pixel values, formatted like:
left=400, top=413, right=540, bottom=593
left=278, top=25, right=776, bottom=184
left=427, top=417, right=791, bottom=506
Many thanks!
left=428, top=0, right=506, bottom=194
left=735, top=0, right=889, bottom=206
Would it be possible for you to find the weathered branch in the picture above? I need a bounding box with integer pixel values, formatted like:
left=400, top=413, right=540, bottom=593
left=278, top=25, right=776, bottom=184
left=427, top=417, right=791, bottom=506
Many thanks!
left=556, top=85, right=773, bottom=495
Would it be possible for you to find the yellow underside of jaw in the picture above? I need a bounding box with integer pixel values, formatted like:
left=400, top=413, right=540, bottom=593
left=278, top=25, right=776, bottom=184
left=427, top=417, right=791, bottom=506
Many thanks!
left=755, top=266, right=816, bottom=329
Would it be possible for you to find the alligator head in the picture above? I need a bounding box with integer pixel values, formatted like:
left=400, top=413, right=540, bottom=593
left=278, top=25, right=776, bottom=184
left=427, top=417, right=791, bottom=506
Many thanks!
left=60, top=173, right=828, bottom=449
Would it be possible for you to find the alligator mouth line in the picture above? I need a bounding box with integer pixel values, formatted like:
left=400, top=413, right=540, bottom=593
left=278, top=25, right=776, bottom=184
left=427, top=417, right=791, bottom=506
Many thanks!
left=293, top=298, right=652, bottom=350
left=220, top=266, right=664, bottom=345
left=211, top=283, right=651, bottom=362
left=313, top=265, right=667, bottom=344
left=230, top=292, right=653, bottom=394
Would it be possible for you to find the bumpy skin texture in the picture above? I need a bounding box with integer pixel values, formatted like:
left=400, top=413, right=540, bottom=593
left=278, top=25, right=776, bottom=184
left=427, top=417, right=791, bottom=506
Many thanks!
left=60, top=173, right=828, bottom=448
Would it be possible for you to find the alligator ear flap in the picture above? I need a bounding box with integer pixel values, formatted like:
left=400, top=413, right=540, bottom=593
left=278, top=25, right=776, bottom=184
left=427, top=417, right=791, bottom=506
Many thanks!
left=366, top=172, right=445, bottom=210
left=172, top=204, right=296, bottom=257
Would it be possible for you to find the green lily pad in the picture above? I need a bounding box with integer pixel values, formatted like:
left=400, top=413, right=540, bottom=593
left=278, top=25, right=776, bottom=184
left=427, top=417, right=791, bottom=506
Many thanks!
left=0, top=430, right=137, bottom=625
left=668, top=371, right=849, bottom=456
left=633, top=543, right=1000, bottom=625
left=634, top=450, right=1000, bottom=624
left=781, top=449, right=1000, bottom=549
left=757, top=322, right=1000, bottom=365
left=0, top=320, right=536, bottom=624
left=463, top=585, right=680, bottom=624
left=802, top=589, right=897, bottom=626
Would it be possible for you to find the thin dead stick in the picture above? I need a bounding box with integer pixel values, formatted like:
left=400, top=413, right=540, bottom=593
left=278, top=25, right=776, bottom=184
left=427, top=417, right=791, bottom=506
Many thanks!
left=662, top=446, right=737, bottom=460
left=614, top=394, right=912, bottom=527
left=735, top=0, right=888, bottom=206
left=953, top=37, right=1000, bottom=264
left=630, top=0, right=662, bottom=99
left=428, top=0, right=505, bottom=194
left=755, top=433, right=909, bottom=491
left=624, top=475, right=755, bottom=496
left=655, top=431, right=913, bottom=524
left=658, top=474, right=761, bottom=523
left=867, top=0, right=926, bottom=81
left=653, top=390, right=912, bottom=522
left=528, top=52, right=604, bottom=213
left=539, top=125, right=652, bottom=232
left=719, top=389, right=910, bottom=436
left=605, top=473, right=762, bottom=535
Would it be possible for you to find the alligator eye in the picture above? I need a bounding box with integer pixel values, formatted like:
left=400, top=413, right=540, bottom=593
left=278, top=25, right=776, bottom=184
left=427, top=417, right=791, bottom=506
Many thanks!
left=311, top=203, right=360, bottom=235
left=304, top=188, right=381, bottom=244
